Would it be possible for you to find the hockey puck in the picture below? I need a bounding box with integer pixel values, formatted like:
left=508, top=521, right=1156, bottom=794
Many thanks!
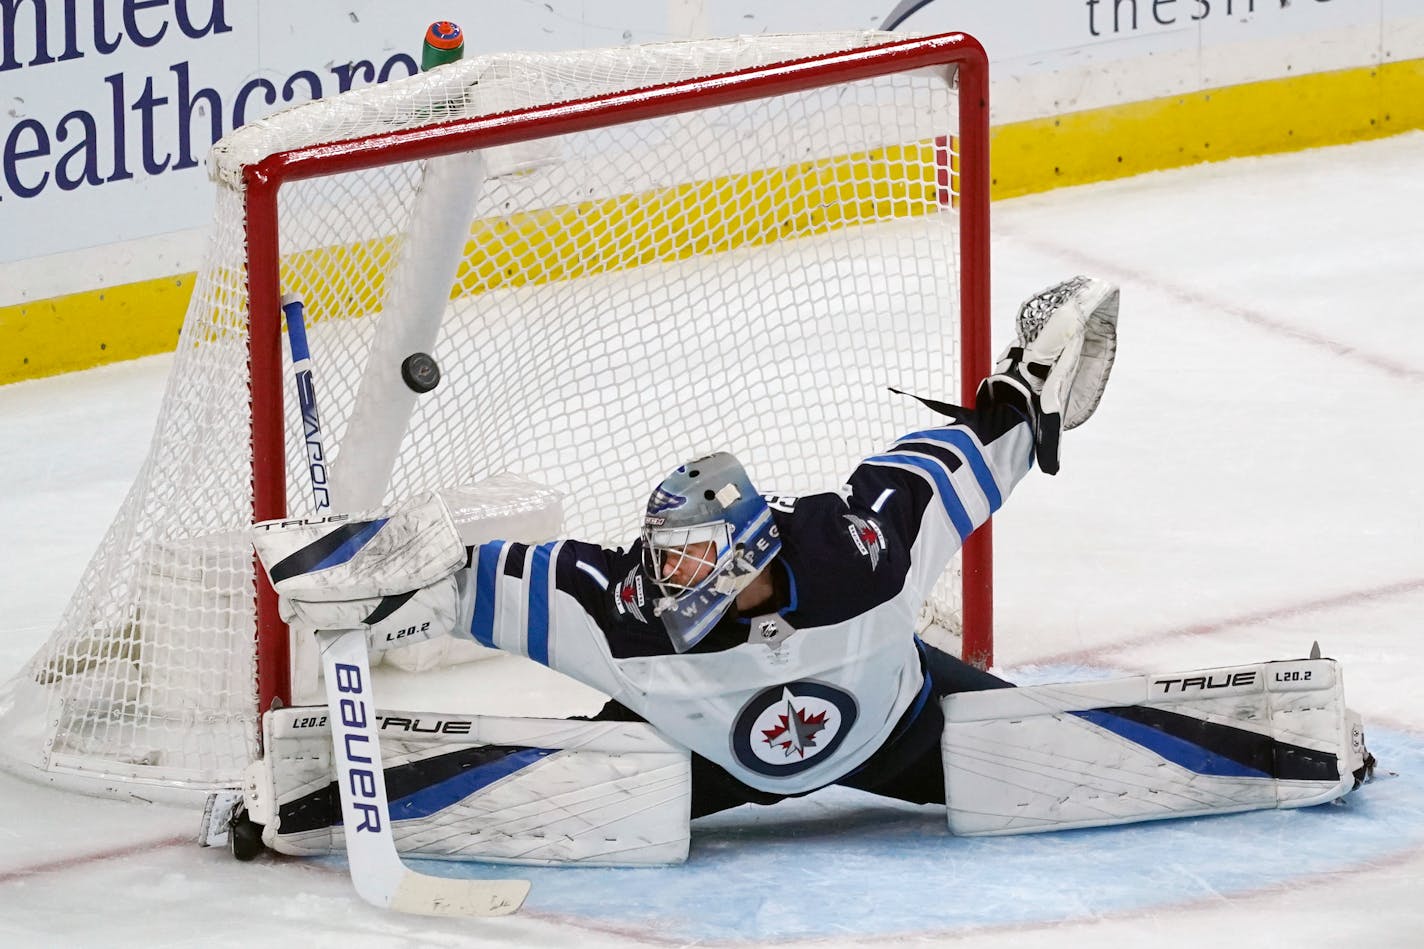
left=401, top=352, right=441, bottom=393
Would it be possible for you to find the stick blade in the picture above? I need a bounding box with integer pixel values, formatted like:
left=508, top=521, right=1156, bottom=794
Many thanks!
left=387, top=873, right=531, bottom=917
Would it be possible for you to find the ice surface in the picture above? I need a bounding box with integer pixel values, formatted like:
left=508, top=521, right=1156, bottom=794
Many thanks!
left=2, top=132, right=1423, bottom=947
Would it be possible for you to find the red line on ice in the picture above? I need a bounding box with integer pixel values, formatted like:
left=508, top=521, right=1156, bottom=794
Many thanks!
left=1005, top=231, right=1424, bottom=383
left=1036, top=575, right=1424, bottom=666
left=0, top=834, right=188, bottom=885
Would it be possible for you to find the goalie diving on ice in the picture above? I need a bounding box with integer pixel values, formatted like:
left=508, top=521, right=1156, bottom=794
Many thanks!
left=249, top=275, right=1374, bottom=867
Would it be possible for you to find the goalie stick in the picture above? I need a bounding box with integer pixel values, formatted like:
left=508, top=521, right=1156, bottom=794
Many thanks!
left=282, top=293, right=530, bottom=917
left=318, top=628, right=529, bottom=915
left=283, top=293, right=332, bottom=514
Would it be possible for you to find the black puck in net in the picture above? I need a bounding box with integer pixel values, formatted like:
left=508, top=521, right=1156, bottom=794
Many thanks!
left=401, top=352, right=442, bottom=393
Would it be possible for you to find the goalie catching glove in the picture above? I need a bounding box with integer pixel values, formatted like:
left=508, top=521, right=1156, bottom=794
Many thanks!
left=978, top=276, right=1120, bottom=475
left=251, top=493, right=467, bottom=650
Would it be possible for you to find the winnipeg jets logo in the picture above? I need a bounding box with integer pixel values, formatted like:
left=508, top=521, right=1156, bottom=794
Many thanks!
left=731, top=681, right=859, bottom=777
left=647, top=487, right=686, bottom=515
left=843, top=514, right=886, bottom=570
left=761, top=688, right=829, bottom=759
left=614, top=566, right=647, bottom=622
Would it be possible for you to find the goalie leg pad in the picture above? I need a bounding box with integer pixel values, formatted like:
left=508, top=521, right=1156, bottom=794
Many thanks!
left=941, top=658, right=1360, bottom=836
left=254, top=707, right=691, bottom=866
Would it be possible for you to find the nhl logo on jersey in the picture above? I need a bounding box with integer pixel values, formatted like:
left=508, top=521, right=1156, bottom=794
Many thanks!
left=731, top=681, right=859, bottom=777
left=842, top=514, right=886, bottom=570
left=614, top=566, right=648, bottom=623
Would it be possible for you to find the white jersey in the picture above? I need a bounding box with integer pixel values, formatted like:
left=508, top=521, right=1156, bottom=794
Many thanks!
left=461, top=413, right=1033, bottom=795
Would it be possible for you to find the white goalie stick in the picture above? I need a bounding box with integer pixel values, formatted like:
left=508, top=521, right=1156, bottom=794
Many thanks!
left=317, top=629, right=530, bottom=915
left=282, top=293, right=531, bottom=917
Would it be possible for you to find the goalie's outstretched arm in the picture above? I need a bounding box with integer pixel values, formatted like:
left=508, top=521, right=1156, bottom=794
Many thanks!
left=861, top=275, right=1120, bottom=601
left=848, top=396, right=1035, bottom=605
left=461, top=537, right=630, bottom=692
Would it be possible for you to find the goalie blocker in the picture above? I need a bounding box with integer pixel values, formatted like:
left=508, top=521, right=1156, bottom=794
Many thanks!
left=941, top=656, right=1372, bottom=836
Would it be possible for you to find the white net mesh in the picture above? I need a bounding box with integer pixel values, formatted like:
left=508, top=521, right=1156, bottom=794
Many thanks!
left=0, top=31, right=980, bottom=795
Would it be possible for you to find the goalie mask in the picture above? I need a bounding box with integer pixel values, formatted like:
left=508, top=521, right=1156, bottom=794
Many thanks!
left=641, top=452, right=781, bottom=653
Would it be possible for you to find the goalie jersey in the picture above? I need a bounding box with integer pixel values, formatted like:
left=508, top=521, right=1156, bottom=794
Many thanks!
left=462, top=409, right=1034, bottom=795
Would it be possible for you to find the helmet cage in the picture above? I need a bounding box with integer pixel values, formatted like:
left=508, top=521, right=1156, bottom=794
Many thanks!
left=643, top=505, right=779, bottom=653
left=644, top=519, right=735, bottom=599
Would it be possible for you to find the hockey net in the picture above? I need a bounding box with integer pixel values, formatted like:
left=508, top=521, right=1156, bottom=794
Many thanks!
left=0, top=31, right=991, bottom=796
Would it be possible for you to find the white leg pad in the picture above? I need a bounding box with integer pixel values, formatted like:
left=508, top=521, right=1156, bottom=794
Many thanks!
left=251, top=706, right=690, bottom=866
left=942, top=658, right=1358, bottom=836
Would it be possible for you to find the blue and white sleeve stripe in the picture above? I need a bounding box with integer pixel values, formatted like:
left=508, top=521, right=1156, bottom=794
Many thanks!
left=864, top=453, right=975, bottom=542
left=469, top=541, right=505, bottom=648
left=896, top=427, right=1004, bottom=512
left=863, top=423, right=1017, bottom=541
left=526, top=542, right=556, bottom=666
left=466, top=540, right=563, bottom=667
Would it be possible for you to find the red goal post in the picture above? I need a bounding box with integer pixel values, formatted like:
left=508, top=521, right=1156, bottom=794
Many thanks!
left=245, top=31, right=994, bottom=718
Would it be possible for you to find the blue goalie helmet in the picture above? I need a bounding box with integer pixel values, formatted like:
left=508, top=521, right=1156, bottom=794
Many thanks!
left=641, top=452, right=782, bottom=652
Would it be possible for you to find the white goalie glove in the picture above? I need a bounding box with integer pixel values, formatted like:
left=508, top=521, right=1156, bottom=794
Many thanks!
left=251, top=492, right=468, bottom=651
left=978, top=276, right=1120, bottom=474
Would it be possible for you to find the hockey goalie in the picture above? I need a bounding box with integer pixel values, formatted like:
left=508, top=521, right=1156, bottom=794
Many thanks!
left=246, top=276, right=1375, bottom=871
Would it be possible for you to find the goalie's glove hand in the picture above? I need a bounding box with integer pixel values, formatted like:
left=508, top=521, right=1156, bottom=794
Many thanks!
left=251, top=492, right=469, bottom=651
left=978, top=276, right=1120, bottom=475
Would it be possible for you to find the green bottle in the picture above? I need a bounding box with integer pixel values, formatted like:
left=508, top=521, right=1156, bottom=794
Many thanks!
left=421, top=21, right=464, bottom=71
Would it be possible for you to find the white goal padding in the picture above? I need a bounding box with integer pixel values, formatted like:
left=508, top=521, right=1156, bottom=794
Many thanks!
left=334, top=152, right=488, bottom=514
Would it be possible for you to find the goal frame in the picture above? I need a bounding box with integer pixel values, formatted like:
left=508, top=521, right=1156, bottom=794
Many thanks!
left=243, top=31, right=994, bottom=722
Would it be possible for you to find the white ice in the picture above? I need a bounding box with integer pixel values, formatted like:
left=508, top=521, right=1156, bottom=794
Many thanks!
left=2, top=131, right=1423, bottom=947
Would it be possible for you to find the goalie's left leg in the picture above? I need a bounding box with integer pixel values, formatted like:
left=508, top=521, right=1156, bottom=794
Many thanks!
left=941, top=657, right=1373, bottom=836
